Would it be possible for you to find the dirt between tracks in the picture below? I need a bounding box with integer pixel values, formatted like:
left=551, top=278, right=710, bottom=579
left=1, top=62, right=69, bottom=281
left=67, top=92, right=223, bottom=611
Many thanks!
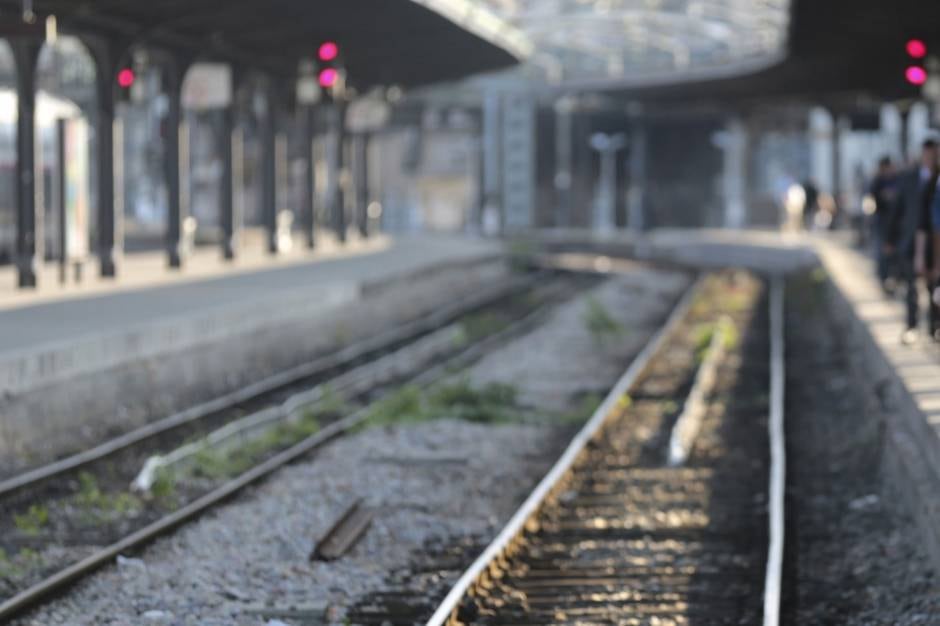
left=11, top=267, right=689, bottom=626
left=783, top=271, right=940, bottom=625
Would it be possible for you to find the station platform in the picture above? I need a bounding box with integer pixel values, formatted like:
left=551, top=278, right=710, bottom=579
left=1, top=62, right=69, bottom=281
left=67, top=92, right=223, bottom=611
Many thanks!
left=0, top=233, right=505, bottom=465
left=0, top=233, right=498, bottom=355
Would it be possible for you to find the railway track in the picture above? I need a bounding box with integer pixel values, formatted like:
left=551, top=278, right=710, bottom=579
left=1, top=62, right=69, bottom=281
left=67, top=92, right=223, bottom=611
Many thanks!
left=0, top=273, right=543, bottom=502
left=0, top=271, right=600, bottom=622
left=418, top=273, right=786, bottom=626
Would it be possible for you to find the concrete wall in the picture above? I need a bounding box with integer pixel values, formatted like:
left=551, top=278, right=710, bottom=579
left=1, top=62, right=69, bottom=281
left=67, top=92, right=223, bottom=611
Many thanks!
left=0, top=256, right=507, bottom=467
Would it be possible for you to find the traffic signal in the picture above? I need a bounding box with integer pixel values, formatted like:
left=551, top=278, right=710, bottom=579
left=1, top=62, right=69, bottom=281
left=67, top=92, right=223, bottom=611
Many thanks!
left=117, top=68, right=135, bottom=88
left=116, top=67, right=136, bottom=101
left=317, top=40, right=344, bottom=98
left=905, top=38, right=928, bottom=86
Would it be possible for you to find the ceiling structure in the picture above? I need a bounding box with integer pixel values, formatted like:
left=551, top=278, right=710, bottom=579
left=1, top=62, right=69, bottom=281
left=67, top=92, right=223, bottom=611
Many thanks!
left=477, top=0, right=791, bottom=88
left=0, top=0, right=528, bottom=89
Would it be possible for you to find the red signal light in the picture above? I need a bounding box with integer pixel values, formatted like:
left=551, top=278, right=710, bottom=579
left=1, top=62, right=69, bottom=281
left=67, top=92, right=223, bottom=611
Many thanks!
left=318, top=68, right=338, bottom=88
left=117, top=68, right=135, bottom=88
left=907, top=39, right=927, bottom=59
left=906, top=66, right=928, bottom=85
left=318, top=41, right=339, bottom=62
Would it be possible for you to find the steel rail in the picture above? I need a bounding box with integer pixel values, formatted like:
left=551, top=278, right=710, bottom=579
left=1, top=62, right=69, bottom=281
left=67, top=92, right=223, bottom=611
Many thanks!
left=762, top=276, right=786, bottom=626
left=0, top=273, right=573, bottom=623
left=0, top=273, right=536, bottom=501
left=425, top=275, right=704, bottom=626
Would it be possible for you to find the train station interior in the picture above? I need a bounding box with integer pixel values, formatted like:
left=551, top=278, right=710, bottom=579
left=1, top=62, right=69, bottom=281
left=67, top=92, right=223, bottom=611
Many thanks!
left=1, top=1, right=939, bottom=624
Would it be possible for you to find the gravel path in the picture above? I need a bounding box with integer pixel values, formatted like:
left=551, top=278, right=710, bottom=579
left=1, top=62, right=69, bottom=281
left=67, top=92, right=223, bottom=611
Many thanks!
left=467, top=267, right=689, bottom=412
left=14, top=266, right=690, bottom=626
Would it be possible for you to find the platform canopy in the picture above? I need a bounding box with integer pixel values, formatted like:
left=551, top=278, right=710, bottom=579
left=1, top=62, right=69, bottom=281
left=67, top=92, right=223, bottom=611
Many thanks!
left=601, top=0, right=940, bottom=105
left=477, top=0, right=791, bottom=88
left=0, top=0, right=530, bottom=88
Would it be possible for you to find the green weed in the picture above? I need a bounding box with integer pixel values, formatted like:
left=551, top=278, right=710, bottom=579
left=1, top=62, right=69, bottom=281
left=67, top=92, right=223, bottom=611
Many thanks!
left=362, top=379, right=523, bottom=428
left=13, top=504, right=48, bottom=536
left=507, top=238, right=538, bottom=271
left=0, top=547, right=42, bottom=580
left=459, top=312, right=510, bottom=342
left=583, top=297, right=625, bottom=344
left=191, top=411, right=323, bottom=481
left=74, top=472, right=141, bottom=517
left=556, top=392, right=604, bottom=424
left=428, top=380, right=520, bottom=423
left=362, top=385, right=426, bottom=428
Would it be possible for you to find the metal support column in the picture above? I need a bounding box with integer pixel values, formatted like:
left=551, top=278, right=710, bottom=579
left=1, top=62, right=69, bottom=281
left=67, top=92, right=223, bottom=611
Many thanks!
left=12, top=39, right=41, bottom=288
left=259, top=80, right=280, bottom=254
left=89, top=39, right=120, bottom=277
left=627, top=122, right=647, bottom=233
left=900, top=107, right=911, bottom=163
left=164, top=59, right=187, bottom=268
left=329, top=100, right=348, bottom=243
left=219, top=104, right=236, bottom=259
left=553, top=96, right=575, bottom=228
left=300, top=103, right=316, bottom=249
left=832, top=114, right=846, bottom=208
left=723, top=117, right=748, bottom=229
left=354, top=132, right=370, bottom=237
left=481, top=91, right=502, bottom=235
left=501, top=93, right=536, bottom=232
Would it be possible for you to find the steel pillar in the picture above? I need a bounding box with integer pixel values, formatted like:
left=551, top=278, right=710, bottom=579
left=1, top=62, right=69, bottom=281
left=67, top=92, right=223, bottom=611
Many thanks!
left=553, top=97, right=574, bottom=228
left=300, top=104, right=316, bottom=249
left=900, top=107, right=911, bottom=163
left=219, top=104, right=236, bottom=260
left=627, top=122, right=647, bottom=233
left=164, top=59, right=187, bottom=268
left=329, top=100, right=348, bottom=243
left=723, top=118, right=748, bottom=229
left=89, top=39, right=120, bottom=277
left=481, top=91, right=502, bottom=235
left=354, top=132, right=370, bottom=237
left=832, top=114, right=847, bottom=206
left=259, top=81, right=278, bottom=254
left=12, top=39, right=41, bottom=288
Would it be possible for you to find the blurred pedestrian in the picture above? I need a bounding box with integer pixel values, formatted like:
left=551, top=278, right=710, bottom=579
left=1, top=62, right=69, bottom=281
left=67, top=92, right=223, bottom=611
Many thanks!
left=886, top=139, right=940, bottom=344
left=801, top=179, right=819, bottom=230
left=869, top=156, right=898, bottom=290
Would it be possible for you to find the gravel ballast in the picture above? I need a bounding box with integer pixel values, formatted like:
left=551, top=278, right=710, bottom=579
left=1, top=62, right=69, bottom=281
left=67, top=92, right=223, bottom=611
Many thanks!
left=783, top=272, right=940, bottom=624
left=468, top=265, right=689, bottom=412
left=14, top=421, right=565, bottom=626
left=12, top=266, right=691, bottom=626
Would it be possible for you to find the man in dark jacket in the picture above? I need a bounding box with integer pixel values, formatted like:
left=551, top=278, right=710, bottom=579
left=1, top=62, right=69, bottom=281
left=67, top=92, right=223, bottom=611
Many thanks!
left=886, top=139, right=940, bottom=343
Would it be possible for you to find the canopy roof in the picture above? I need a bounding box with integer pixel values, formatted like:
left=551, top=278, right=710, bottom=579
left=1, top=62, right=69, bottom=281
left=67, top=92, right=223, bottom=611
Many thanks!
left=0, top=0, right=529, bottom=88
left=479, top=0, right=790, bottom=87
left=605, top=0, right=940, bottom=105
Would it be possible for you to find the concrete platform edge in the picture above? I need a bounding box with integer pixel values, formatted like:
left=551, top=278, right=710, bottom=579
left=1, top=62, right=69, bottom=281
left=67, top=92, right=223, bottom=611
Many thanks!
left=818, top=247, right=940, bottom=573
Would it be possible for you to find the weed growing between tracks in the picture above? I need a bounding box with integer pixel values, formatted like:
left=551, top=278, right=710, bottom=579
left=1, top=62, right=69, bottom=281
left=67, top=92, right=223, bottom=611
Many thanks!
left=162, top=389, right=351, bottom=485
left=12, top=505, right=48, bottom=536
left=360, top=379, right=524, bottom=428
left=582, top=296, right=626, bottom=345
left=359, top=377, right=614, bottom=432
left=0, top=548, right=42, bottom=586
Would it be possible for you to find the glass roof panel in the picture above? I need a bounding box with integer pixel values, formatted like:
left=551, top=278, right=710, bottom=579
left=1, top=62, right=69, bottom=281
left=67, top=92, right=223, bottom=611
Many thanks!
left=477, top=0, right=791, bottom=86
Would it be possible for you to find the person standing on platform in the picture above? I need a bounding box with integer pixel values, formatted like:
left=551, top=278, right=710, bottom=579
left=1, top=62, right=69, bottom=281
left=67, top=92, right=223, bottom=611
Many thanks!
left=869, top=156, right=898, bottom=291
left=886, top=139, right=940, bottom=344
